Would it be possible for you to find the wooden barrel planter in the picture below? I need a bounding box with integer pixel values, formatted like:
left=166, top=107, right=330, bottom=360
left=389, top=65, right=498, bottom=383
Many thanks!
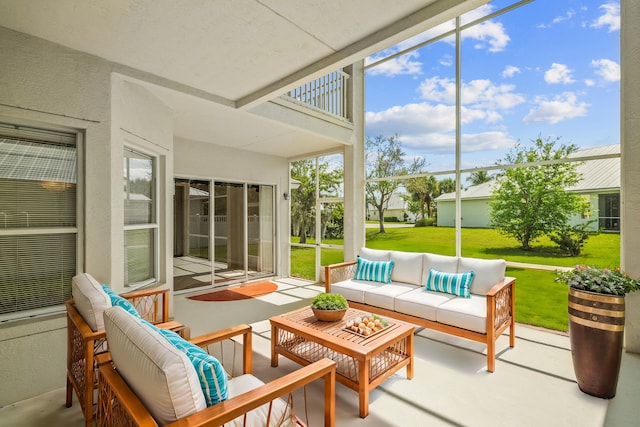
left=568, top=288, right=625, bottom=398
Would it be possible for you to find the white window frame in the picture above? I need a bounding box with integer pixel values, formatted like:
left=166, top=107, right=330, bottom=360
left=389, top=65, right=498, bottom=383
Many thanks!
left=124, top=146, right=159, bottom=288
left=0, top=122, right=83, bottom=321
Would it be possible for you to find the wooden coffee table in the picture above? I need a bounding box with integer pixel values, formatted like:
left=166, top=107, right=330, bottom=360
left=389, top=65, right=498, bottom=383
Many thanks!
left=270, top=306, right=414, bottom=418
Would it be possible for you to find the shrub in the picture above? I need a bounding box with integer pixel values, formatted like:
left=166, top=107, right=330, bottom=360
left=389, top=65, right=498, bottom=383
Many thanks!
left=549, top=221, right=596, bottom=256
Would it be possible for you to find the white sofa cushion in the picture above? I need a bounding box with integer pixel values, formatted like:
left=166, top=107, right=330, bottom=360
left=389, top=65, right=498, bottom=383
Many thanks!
left=103, top=306, right=206, bottom=425
left=390, top=251, right=423, bottom=285
left=71, top=273, right=111, bottom=331
left=359, top=247, right=391, bottom=261
left=330, top=279, right=379, bottom=304
left=394, top=288, right=455, bottom=321
left=435, top=294, right=487, bottom=333
left=421, top=253, right=459, bottom=286
left=363, top=282, right=415, bottom=311
left=227, top=374, right=294, bottom=427
left=458, top=257, right=506, bottom=295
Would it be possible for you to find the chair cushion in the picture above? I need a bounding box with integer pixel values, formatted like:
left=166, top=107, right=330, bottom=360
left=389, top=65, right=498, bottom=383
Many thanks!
left=155, top=327, right=228, bottom=406
left=436, top=294, right=488, bottom=333
left=330, top=279, right=379, bottom=304
left=394, top=287, right=455, bottom=321
left=458, top=257, right=506, bottom=295
left=364, top=282, right=416, bottom=310
left=425, top=269, right=474, bottom=298
left=103, top=306, right=206, bottom=425
left=227, top=374, right=294, bottom=427
left=390, top=251, right=423, bottom=285
left=354, top=257, right=394, bottom=283
left=102, top=285, right=141, bottom=318
left=71, top=273, right=111, bottom=331
left=358, top=247, right=391, bottom=261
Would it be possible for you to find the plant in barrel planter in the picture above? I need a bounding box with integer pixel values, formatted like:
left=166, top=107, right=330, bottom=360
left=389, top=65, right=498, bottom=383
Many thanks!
left=556, top=265, right=640, bottom=398
left=310, top=293, right=349, bottom=321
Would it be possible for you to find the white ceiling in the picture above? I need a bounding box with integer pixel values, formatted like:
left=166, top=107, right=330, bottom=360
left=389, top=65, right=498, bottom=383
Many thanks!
left=0, top=0, right=486, bottom=158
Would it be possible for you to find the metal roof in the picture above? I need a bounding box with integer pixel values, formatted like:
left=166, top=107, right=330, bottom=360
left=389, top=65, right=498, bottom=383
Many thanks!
left=436, top=144, right=620, bottom=201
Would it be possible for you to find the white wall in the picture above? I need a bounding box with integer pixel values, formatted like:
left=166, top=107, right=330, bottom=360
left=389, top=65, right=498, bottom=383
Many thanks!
left=0, top=27, right=113, bottom=405
left=0, top=28, right=177, bottom=405
left=621, top=0, right=640, bottom=352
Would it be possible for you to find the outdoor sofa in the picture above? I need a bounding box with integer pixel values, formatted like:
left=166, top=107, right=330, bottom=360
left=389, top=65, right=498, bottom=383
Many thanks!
left=324, top=248, right=516, bottom=372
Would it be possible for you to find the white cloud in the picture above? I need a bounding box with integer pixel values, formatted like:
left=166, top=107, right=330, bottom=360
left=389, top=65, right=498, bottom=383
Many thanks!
left=591, top=58, right=620, bottom=82
left=366, top=51, right=422, bottom=77
left=591, top=2, right=620, bottom=32
left=544, top=63, right=575, bottom=84
left=502, top=65, right=521, bottom=78
left=523, top=92, right=590, bottom=124
left=584, top=79, right=596, bottom=87
left=552, top=9, right=575, bottom=24
left=366, top=4, right=510, bottom=66
left=418, top=77, right=525, bottom=110
left=462, top=20, right=510, bottom=53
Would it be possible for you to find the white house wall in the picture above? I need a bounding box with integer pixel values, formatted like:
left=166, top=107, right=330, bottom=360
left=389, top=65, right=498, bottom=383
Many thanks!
left=0, top=27, right=115, bottom=405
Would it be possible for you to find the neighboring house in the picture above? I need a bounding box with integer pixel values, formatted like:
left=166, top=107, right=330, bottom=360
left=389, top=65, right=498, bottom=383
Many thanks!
left=435, top=145, right=620, bottom=232
left=367, top=193, right=411, bottom=222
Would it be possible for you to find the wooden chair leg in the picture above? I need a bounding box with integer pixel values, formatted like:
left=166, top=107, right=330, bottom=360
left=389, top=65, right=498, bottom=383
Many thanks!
left=65, top=377, right=73, bottom=408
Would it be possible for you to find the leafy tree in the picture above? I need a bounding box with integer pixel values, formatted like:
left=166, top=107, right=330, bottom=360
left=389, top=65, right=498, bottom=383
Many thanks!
left=438, top=177, right=457, bottom=194
left=405, top=158, right=439, bottom=220
left=290, top=159, right=342, bottom=243
left=365, top=135, right=407, bottom=233
left=466, top=170, right=492, bottom=186
left=489, top=136, right=585, bottom=250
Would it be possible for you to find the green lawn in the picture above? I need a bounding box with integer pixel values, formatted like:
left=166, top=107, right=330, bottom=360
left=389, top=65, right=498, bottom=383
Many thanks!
left=291, top=227, right=620, bottom=332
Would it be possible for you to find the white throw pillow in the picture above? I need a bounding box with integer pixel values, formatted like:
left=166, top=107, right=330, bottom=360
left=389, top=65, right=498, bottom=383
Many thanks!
left=71, top=273, right=111, bottom=331
left=390, top=251, right=424, bottom=285
left=359, top=247, right=391, bottom=261
left=458, top=257, right=506, bottom=295
left=103, top=306, right=206, bottom=425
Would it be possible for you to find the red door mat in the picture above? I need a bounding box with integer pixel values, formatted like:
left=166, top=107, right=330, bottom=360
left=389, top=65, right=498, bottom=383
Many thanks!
left=187, top=281, right=278, bottom=301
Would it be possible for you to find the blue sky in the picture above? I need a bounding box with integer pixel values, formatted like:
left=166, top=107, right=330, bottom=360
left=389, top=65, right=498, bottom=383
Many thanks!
left=364, top=0, right=620, bottom=174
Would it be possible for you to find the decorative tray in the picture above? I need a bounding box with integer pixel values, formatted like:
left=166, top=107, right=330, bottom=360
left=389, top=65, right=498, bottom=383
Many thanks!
left=343, top=314, right=392, bottom=338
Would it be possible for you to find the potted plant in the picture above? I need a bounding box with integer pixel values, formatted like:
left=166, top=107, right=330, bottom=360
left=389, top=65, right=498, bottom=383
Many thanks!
left=556, top=265, right=640, bottom=398
left=310, top=293, right=349, bottom=321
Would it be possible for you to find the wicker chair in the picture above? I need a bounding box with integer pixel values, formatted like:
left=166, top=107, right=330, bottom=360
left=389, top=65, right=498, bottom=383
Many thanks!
left=65, top=273, right=188, bottom=427
left=96, top=306, right=337, bottom=427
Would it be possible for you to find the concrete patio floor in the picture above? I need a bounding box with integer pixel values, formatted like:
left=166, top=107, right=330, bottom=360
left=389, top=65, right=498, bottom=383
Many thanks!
left=1, top=278, right=639, bottom=426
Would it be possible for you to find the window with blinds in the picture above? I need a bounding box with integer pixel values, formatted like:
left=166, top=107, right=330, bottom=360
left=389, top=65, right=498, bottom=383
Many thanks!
left=124, top=147, right=157, bottom=286
left=0, top=122, right=78, bottom=318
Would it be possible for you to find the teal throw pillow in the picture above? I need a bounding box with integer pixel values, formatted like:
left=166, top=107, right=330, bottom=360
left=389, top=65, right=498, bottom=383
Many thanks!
left=425, top=268, right=475, bottom=298
left=155, top=327, right=228, bottom=406
left=354, top=257, right=394, bottom=284
left=102, top=285, right=140, bottom=318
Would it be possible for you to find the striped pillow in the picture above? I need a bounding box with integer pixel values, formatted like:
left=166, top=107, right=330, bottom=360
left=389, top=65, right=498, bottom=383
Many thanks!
left=155, top=327, right=228, bottom=406
left=425, top=268, right=475, bottom=298
left=102, top=285, right=141, bottom=318
left=354, top=257, right=394, bottom=284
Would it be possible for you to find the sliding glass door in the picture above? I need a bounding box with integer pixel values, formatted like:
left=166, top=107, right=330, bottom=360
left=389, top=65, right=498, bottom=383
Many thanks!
left=174, top=179, right=275, bottom=291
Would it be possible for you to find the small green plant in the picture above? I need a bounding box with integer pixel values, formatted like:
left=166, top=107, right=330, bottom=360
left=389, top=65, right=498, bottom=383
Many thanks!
left=556, top=265, right=640, bottom=296
left=549, top=221, right=597, bottom=256
left=311, top=293, right=348, bottom=310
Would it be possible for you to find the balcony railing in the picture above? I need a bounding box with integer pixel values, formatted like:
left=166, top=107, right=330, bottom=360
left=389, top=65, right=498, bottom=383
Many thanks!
left=284, top=70, right=350, bottom=122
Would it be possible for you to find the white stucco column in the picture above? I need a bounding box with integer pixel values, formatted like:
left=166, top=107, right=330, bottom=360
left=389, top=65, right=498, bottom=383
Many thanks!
left=621, top=0, right=640, bottom=352
left=343, top=60, right=366, bottom=260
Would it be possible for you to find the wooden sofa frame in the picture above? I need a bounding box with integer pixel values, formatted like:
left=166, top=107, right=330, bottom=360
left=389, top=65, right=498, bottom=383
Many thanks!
left=95, top=324, right=337, bottom=427
left=325, top=261, right=516, bottom=372
left=66, top=287, right=188, bottom=427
